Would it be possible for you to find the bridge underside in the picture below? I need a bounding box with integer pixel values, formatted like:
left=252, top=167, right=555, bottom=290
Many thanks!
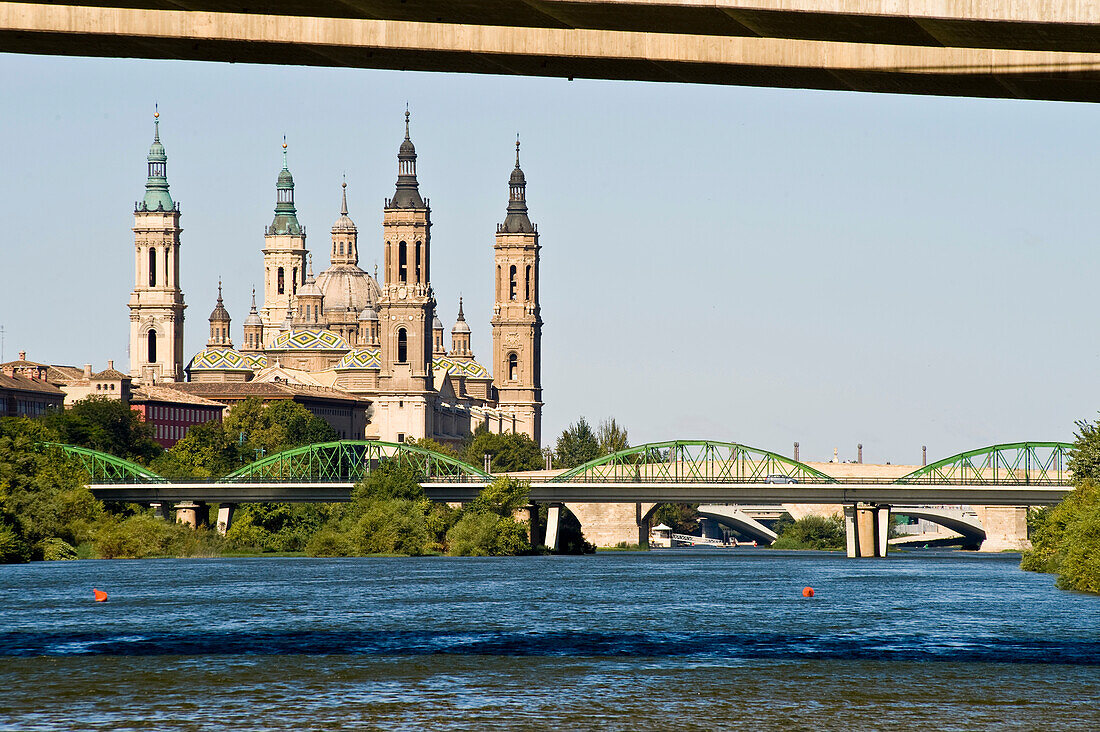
left=5, top=2, right=1100, bottom=101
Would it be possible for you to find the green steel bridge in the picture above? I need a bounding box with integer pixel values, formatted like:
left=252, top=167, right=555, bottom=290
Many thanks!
left=43, top=439, right=1076, bottom=506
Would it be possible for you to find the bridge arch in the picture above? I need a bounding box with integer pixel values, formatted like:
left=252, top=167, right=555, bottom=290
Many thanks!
left=220, top=440, right=492, bottom=483
left=550, top=440, right=836, bottom=484
left=894, top=442, right=1073, bottom=485
left=42, top=442, right=165, bottom=483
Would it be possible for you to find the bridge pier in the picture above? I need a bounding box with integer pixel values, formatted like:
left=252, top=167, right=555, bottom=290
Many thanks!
left=150, top=502, right=168, bottom=520
left=174, top=501, right=208, bottom=529
left=844, top=503, right=890, bottom=558
left=216, top=504, right=236, bottom=536
left=975, top=506, right=1032, bottom=552
left=544, top=504, right=562, bottom=551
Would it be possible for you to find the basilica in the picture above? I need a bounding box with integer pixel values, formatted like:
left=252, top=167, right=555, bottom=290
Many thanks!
left=126, top=111, right=544, bottom=446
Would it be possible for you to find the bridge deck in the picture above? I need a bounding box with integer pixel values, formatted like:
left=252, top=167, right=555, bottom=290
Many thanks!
left=89, top=481, right=1070, bottom=506
left=4, top=2, right=1100, bottom=101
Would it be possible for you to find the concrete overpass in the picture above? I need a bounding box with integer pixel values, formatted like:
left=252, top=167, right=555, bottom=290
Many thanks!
left=4, top=2, right=1100, bottom=101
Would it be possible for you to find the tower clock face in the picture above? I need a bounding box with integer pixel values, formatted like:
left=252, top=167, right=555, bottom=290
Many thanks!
left=398, top=286, right=408, bottom=300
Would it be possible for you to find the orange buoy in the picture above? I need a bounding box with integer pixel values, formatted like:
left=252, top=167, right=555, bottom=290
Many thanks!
left=802, top=586, right=815, bottom=598
left=93, top=588, right=108, bottom=602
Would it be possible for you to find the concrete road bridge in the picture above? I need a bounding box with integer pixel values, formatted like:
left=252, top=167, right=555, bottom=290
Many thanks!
left=51, top=438, right=1074, bottom=557
left=4, top=2, right=1100, bottom=101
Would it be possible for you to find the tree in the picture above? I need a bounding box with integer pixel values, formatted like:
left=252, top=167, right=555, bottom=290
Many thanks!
left=596, top=418, right=629, bottom=455
left=770, top=514, right=846, bottom=551
left=554, top=417, right=601, bottom=468
left=1069, top=418, right=1100, bottom=486
left=649, top=503, right=699, bottom=533
left=463, top=429, right=543, bottom=472
left=222, top=397, right=337, bottom=456
left=0, top=417, right=103, bottom=562
left=413, top=437, right=462, bottom=460
left=43, top=396, right=162, bottom=464
left=445, top=476, right=532, bottom=556
left=150, top=420, right=249, bottom=479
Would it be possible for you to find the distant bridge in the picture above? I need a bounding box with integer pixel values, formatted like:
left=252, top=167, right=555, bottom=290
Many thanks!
left=5, top=2, right=1100, bottom=101
left=53, top=438, right=1072, bottom=556
left=69, top=438, right=1073, bottom=506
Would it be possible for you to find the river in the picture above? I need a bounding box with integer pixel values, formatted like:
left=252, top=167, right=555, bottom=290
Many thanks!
left=1, top=549, right=1098, bottom=730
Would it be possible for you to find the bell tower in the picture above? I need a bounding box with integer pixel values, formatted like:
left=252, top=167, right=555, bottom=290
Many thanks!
left=491, top=138, right=543, bottom=444
left=260, top=139, right=308, bottom=342
left=374, top=109, right=436, bottom=441
left=128, top=109, right=186, bottom=383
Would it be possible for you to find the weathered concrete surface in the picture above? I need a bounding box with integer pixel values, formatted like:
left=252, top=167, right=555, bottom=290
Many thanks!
left=697, top=504, right=777, bottom=543
left=974, top=505, right=1031, bottom=552
left=6, top=2, right=1100, bottom=100
left=565, top=501, right=643, bottom=547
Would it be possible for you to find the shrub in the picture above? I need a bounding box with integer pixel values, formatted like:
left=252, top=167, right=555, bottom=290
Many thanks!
left=771, top=514, right=845, bottom=551
left=446, top=511, right=530, bottom=557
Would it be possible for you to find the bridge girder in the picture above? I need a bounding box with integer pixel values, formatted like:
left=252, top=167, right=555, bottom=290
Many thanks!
left=43, top=442, right=165, bottom=484
left=221, top=440, right=491, bottom=484
left=894, top=442, right=1073, bottom=486
left=4, top=2, right=1100, bottom=101
left=551, top=439, right=837, bottom=484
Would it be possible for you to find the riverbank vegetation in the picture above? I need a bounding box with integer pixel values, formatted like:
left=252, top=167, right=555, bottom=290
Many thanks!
left=770, top=514, right=846, bottom=551
left=0, top=406, right=627, bottom=562
left=1021, top=420, right=1100, bottom=593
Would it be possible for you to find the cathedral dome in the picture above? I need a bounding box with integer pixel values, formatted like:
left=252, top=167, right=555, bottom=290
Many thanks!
left=335, top=348, right=381, bottom=370
left=269, top=328, right=350, bottom=351
left=314, top=265, right=381, bottom=314
left=187, top=347, right=252, bottom=373
left=433, top=355, right=490, bottom=379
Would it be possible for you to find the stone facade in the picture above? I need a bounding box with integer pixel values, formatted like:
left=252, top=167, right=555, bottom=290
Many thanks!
left=165, top=112, right=545, bottom=446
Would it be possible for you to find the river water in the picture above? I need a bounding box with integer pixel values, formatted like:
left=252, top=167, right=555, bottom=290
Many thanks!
left=1, top=549, right=1098, bottom=730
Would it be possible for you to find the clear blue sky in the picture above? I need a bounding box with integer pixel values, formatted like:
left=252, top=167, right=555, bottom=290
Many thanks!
left=2, top=52, right=1099, bottom=463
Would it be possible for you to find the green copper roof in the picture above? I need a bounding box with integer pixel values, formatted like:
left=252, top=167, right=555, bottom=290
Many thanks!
left=269, top=139, right=301, bottom=235
left=139, top=113, right=174, bottom=212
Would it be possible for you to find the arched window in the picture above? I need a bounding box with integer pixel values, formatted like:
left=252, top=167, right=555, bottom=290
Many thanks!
left=277, top=267, right=285, bottom=295
left=415, top=242, right=422, bottom=283
left=525, top=265, right=531, bottom=301
left=398, top=242, right=408, bottom=283
left=292, top=267, right=298, bottom=294
left=496, top=265, right=501, bottom=300
left=508, top=352, right=518, bottom=381
left=509, top=265, right=517, bottom=301
left=149, top=247, right=157, bottom=287
left=397, top=328, right=408, bottom=363
left=339, top=242, right=344, bottom=256
left=147, top=329, right=157, bottom=363
left=165, top=249, right=170, bottom=287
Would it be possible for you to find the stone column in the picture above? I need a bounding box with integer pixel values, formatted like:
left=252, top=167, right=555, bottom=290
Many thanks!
left=175, top=501, right=199, bottom=528
left=216, top=504, right=236, bottom=536
left=845, top=503, right=889, bottom=557
left=544, top=503, right=562, bottom=551
left=150, top=502, right=168, bottom=520
left=875, top=504, right=890, bottom=558
left=843, top=505, right=858, bottom=558
left=525, top=504, right=542, bottom=548
left=174, top=501, right=208, bottom=528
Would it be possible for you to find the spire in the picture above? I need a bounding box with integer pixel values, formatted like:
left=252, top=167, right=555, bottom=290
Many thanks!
left=209, top=279, right=230, bottom=322
left=270, top=137, right=301, bottom=235
left=140, top=106, right=174, bottom=212
left=306, top=253, right=315, bottom=282
left=388, top=107, right=425, bottom=208
left=502, top=134, right=534, bottom=233
left=243, top=286, right=264, bottom=327
left=451, top=295, right=471, bottom=335
left=331, top=179, right=357, bottom=235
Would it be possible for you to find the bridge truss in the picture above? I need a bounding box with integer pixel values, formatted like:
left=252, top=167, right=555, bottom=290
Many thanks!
left=550, top=440, right=836, bottom=484
left=220, top=440, right=491, bottom=484
left=894, top=442, right=1073, bottom=486
left=43, top=442, right=166, bottom=483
